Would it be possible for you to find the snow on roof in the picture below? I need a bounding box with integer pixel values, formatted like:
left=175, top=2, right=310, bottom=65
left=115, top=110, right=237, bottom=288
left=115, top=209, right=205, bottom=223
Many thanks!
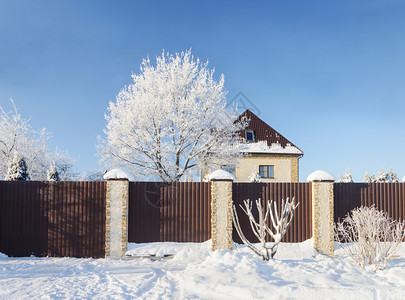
left=208, top=169, right=235, bottom=181
left=239, top=141, right=303, bottom=155
left=103, top=168, right=133, bottom=181
left=307, top=170, right=335, bottom=182
left=402, top=176, right=405, bottom=183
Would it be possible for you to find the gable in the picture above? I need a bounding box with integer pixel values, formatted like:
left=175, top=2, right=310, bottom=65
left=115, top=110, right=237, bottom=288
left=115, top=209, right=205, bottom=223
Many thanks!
left=237, top=110, right=303, bottom=155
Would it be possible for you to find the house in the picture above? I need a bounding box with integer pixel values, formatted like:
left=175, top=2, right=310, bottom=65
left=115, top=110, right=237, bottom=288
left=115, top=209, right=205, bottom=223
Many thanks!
left=223, top=109, right=303, bottom=182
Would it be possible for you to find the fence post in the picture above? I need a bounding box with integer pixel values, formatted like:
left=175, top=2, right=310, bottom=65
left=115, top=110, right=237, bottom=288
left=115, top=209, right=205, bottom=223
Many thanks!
left=105, top=176, right=129, bottom=258
left=209, top=170, right=234, bottom=251
left=308, top=170, right=335, bottom=255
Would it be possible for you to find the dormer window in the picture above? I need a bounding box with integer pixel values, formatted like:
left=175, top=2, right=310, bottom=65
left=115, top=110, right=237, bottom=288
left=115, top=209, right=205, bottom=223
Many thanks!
left=245, top=130, right=255, bottom=142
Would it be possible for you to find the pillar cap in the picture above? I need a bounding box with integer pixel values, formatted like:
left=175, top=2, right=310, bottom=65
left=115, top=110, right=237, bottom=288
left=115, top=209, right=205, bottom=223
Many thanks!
left=208, top=169, right=235, bottom=182
left=307, top=170, right=335, bottom=182
left=103, top=168, right=133, bottom=181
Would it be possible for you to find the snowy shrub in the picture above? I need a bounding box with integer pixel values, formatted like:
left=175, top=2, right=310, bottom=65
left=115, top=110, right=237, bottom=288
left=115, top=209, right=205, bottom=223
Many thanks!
left=47, top=162, right=60, bottom=181
left=364, top=169, right=399, bottom=183
left=335, top=206, right=405, bottom=272
left=232, top=197, right=299, bottom=260
left=364, top=171, right=376, bottom=183
left=339, top=170, right=353, bottom=183
left=5, top=153, right=30, bottom=181
left=248, top=172, right=262, bottom=183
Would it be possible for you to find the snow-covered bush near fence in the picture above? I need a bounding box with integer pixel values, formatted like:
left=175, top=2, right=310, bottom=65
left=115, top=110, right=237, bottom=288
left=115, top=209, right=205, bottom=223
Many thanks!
left=248, top=172, right=262, bottom=183
left=339, top=170, right=353, bottom=183
left=335, top=205, right=405, bottom=272
left=364, top=168, right=399, bottom=183
left=4, top=152, right=30, bottom=181
left=47, top=162, right=60, bottom=181
left=232, top=197, right=299, bottom=260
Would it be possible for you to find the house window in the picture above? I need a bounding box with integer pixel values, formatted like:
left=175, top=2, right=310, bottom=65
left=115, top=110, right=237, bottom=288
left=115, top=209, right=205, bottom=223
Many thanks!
left=245, top=130, right=255, bottom=142
left=221, top=165, right=236, bottom=176
left=259, top=165, right=274, bottom=178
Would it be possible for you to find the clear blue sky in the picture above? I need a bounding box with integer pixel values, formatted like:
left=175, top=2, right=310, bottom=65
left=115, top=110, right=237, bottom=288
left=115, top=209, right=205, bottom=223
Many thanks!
left=1, top=0, right=404, bottom=181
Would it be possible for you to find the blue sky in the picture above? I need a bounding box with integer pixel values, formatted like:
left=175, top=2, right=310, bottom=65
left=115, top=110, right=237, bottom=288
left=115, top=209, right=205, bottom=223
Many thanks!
left=1, top=0, right=404, bottom=181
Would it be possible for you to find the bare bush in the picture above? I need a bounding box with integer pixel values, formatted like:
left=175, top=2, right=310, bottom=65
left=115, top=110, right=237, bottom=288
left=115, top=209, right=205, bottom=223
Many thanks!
left=335, top=206, right=405, bottom=271
left=232, top=197, right=299, bottom=260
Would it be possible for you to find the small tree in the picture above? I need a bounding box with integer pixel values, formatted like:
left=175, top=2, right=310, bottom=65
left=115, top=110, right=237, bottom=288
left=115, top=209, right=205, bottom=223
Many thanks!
left=232, top=197, right=299, bottom=260
left=387, top=169, right=399, bottom=183
left=339, top=170, right=353, bottom=183
left=364, top=169, right=399, bottom=183
left=335, top=206, right=405, bottom=272
left=364, top=171, right=376, bottom=183
left=5, top=153, right=30, bottom=181
left=47, top=162, right=60, bottom=181
left=248, top=172, right=262, bottom=183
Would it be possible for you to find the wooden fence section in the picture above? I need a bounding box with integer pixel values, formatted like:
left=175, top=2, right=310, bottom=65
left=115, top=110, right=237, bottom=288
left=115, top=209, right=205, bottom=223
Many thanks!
left=232, top=183, right=312, bottom=243
left=128, top=182, right=211, bottom=243
left=0, top=181, right=106, bottom=258
left=334, top=183, right=405, bottom=223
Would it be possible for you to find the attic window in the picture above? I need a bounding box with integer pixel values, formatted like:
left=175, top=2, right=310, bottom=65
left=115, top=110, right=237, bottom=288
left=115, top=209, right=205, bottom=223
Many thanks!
left=245, top=130, right=255, bottom=142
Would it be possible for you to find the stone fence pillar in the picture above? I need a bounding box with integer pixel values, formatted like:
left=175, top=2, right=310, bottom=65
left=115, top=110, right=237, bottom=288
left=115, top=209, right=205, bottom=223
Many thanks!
left=209, top=170, right=234, bottom=251
left=104, top=169, right=131, bottom=258
left=307, top=170, right=335, bottom=255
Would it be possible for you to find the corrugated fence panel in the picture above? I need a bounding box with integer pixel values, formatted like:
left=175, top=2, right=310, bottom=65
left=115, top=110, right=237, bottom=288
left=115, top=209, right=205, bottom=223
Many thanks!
left=232, top=183, right=312, bottom=243
left=128, top=182, right=211, bottom=243
left=334, top=183, right=405, bottom=223
left=160, top=182, right=211, bottom=242
left=128, top=182, right=161, bottom=243
left=0, top=181, right=106, bottom=258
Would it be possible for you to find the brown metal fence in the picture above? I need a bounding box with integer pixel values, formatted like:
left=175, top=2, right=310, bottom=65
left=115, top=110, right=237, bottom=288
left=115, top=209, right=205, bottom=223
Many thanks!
left=334, top=183, right=405, bottom=223
left=232, top=183, right=312, bottom=243
left=128, top=182, right=211, bottom=243
left=0, top=181, right=106, bottom=258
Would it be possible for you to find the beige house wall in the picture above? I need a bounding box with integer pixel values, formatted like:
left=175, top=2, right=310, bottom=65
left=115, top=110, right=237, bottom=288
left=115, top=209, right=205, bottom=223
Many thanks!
left=235, top=155, right=300, bottom=183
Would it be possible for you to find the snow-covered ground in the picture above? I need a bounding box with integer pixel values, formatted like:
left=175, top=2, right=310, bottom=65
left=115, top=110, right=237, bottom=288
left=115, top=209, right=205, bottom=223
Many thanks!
left=1, top=240, right=405, bottom=299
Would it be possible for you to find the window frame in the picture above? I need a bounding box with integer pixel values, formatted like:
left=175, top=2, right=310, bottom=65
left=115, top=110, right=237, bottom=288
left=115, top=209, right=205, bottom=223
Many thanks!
left=259, top=165, right=274, bottom=179
left=245, top=130, right=255, bottom=142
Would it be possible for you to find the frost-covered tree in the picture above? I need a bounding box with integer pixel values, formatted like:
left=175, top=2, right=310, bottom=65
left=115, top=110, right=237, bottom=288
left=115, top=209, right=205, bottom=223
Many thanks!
left=377, top=169, right=389, bottom=183
left=5, top=153, right=30, bottom=181
left=339, top=170, right=353, bottom=183
left=0, top=100, right=75, bottom=180
left=387, top=169, right=399, bottom=183
left=47, top=162, right=60, bottom=181
left=364, top=171, right=376, bottom=183
left=99, top=50, right=246, bottom=182
left=364, top=169, right=399, bottom=183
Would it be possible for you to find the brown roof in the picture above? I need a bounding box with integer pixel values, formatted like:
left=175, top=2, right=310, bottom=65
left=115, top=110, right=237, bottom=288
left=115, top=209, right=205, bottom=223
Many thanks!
left=237, top=109, right=303, bottom=153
